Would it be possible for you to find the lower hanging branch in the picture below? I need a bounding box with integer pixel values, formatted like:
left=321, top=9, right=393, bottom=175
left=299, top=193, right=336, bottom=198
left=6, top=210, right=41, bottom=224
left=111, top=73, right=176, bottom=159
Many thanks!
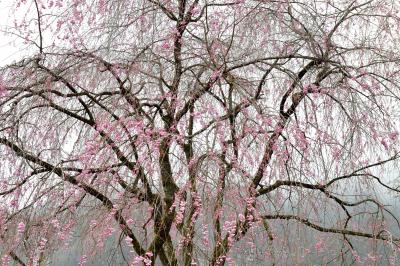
left=262, top=214, right=400, bottom=245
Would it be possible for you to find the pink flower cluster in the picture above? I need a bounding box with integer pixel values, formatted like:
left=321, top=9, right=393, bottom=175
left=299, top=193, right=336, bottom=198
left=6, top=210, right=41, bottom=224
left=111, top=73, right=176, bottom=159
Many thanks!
left=17, top=222, right=25, bottom=234
left=222, top=220, right=237, bottom=247
left=175, top=200, right=186, bottom=225
left=132, top=252, right=153, bottom=266
left=0, top=76, right=7, bottom=97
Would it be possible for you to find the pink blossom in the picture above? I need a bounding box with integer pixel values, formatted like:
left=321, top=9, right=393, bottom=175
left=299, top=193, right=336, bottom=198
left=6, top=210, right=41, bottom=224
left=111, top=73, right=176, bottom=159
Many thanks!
left=145, top=252, right=153, bottom=257
left=78, top=255, right=87, bottom=266
left=226, top=257, right=236, bottom=266
left=202, top=224, right=209, bottom=246
left=175, top=200, right=186, bottom=225
left=161, top=41, right=170, bottom=50
left=50, top=219, right=60, bottom=229
left=210, top=70, right=221, bottom=82
left=143, top=257, right=152, bottom=266
left=39, top=238, right=48, bottom=250
left=132, top=253, right=152, bottom=266
left=17, top=222, right=25, bottom=233
left=303, top=83, right=318, bottom=93
left=381, top=138, right=389, bottom=150
left=389, top=131, right=399, bottom=141
left=132, top=256, right=143, bottom=266
left=210, top=19, right=221, bottom=31
left=0, top=81, right=6, bottom=97
left=367, top=253, right=378, bottom=262
left=190, top=5, right=201, bottom=16
left=1, top=255, right=10, bottom=266
left=125, top=236, right=133, bottom=247
left=315, top=239, right=324, bottom=253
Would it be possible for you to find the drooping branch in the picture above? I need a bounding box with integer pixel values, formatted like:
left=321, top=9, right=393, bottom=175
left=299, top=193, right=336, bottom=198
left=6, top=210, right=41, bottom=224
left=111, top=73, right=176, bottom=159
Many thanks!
left=262, top=214, right=400, bottom=244
left=0, top=137, right=147, bottom=257
left=33, top=0, right=43, bottom=54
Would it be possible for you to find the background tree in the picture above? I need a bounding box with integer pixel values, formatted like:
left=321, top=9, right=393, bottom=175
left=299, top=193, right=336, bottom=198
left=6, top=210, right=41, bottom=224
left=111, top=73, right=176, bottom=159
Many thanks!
left=1, top=0, right=400, bottom=265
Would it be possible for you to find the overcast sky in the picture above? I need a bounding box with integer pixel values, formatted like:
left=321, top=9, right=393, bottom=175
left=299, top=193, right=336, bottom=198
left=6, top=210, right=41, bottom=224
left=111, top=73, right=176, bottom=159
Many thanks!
left=0, top=0, right=26, bottom=66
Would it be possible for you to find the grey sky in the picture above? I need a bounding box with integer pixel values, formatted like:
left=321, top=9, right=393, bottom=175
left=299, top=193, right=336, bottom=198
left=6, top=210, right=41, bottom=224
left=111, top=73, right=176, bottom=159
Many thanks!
left=0, top=0, right=26, bottom=66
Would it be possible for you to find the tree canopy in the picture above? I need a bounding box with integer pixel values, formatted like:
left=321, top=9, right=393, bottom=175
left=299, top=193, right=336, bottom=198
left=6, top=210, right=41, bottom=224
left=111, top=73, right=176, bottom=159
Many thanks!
left=1, top=0, right=400, bottom=265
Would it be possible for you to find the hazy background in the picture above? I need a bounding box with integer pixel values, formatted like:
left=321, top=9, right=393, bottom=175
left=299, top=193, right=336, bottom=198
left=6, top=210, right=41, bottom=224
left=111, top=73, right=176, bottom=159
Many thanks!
left=0, top=0, right=28, bottom=66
